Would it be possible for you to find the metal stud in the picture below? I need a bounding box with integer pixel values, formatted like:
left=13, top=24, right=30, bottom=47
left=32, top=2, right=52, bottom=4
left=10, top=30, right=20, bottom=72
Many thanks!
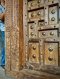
left=51, top=17, right=55, bottom=21
left=48, top=47, right=53, bottom=52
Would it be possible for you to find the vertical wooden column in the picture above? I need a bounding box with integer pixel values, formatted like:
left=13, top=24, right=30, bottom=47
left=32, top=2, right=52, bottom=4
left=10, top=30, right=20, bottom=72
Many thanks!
left=5, top=0, right=13, bottom=71
left=10, top=0, right=20, bottom=71
left=19, top=0, right=24, bottom=69
left=5, top=0, right=24, bottom=72
left=5, top=0, right=25, bottom=71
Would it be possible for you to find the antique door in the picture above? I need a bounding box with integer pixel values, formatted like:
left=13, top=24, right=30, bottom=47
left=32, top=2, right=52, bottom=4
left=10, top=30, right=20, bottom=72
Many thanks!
left=23, top=0, right=60, bottom=69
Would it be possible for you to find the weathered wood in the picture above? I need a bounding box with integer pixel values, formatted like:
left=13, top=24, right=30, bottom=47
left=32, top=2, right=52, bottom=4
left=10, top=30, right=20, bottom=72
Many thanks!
left=16, top=69, right=60, bottom=79
left=5, top=0, right=23, bottom=72
left=39, top=65, right=60, bottom=75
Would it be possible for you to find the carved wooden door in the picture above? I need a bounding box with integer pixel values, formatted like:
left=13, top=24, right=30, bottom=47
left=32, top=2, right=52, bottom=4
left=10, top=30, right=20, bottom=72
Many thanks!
left=23, top=0, right=60, bottom=69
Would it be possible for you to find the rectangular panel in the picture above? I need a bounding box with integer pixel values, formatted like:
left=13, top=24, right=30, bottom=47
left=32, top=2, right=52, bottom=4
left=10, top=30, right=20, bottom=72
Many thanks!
left=44, top=41, right=59, bottom=66
left=28, top=23, right=38, bottom=39
left=28, top=0, right=44, bottom=10
left=49, top=4, right=58, bottom=24
left=28, top=0, right=39, bottom=10
left=28, top=11, right=39, bottom=21
left=28, top=42, right=40, bottom=63
left=39, top=29, right=59, bottom=38
left=28, top=9, right=44, bottom=21
left=40, top=24, right=59, bottom=30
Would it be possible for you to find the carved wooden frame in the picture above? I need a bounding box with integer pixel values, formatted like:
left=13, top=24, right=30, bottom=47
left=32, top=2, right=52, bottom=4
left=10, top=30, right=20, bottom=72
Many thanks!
left=5, top=0, right=24, bottom=73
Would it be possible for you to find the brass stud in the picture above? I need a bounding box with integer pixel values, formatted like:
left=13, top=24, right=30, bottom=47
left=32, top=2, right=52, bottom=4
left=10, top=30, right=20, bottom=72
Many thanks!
left=50, top=32, right=54, bottom=36
left=42, top=32, right=46, bottom=36
left=30, top=32, right=34, bottom=36
left=48, top=57, right=53, bottom=61
left=48, top=47, right=53, bottom=52
left=32, top=54, right=36, bottom=59
left=32, top=46, right=36, bottom=50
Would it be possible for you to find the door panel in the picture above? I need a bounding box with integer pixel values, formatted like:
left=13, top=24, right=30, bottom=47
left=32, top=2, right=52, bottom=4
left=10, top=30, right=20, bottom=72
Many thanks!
left=29, top=42, right=40, bottom=63
left=28, top=23, right=37, bottom=39
left=49, top=4, right=58, bottom=24
left=28, top=0, right=39, bottom=10
left=44, top=41, right=59, bottom=66
left=39, top=29, right=59, bottom=38
left=28, top=9, right=44, bottom=21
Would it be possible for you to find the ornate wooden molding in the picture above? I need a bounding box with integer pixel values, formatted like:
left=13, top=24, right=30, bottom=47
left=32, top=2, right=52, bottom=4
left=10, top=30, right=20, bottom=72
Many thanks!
left=5, top=0, right=23, bottom=72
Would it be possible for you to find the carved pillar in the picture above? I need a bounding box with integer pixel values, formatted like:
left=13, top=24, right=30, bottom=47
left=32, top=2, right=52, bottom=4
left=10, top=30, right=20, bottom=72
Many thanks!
left=10, top=0, right=20, bottom=71
left=5, top=0, right=24, bottom=72
left=19, top=0, right=24, bottom=69
left=5, top=0, right=13, bottom=71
